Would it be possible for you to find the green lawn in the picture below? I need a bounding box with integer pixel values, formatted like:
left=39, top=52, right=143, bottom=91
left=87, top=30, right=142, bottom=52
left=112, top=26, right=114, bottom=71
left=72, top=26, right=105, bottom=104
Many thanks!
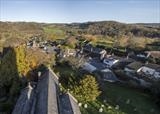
left=81, top=82, right=160, bottom=114
left=43, top=27, right=65, bottom=40
left=80, top=100, right=126, bottom=114
left=92, top=38, right=114, bottom=49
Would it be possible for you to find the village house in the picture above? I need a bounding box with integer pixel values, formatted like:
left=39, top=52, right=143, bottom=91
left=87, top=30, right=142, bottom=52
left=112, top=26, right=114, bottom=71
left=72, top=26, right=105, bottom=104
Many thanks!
left=83, top=44, right=106, bottom=60
left=127, top=51, right=148, bottom=63
left=100, top=69, right=118, bottom=82
left=103, top=56, right=120, bottom=68
left=123, top=61, right=160, bottom=87
left=43, top=46, right=57, bottom=54
left=138, top=63, right=160, bottom=80
left=121, top=61, right=152, bottom=88
left=81, top=55, right=110, bottom=73
left=62, top=48, right=77, bottom=57
left=124, top=61, right=144, bottom=74
left=26, top=40, right=33, bottom=47
left=112, top=58, right=134, bottom=70
left=82, top=62, right=97, bottom=73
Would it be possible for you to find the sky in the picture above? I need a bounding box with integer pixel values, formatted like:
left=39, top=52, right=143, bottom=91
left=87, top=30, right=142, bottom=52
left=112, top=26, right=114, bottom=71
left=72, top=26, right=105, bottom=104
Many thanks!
left=0, top=0, right=160, bottom=23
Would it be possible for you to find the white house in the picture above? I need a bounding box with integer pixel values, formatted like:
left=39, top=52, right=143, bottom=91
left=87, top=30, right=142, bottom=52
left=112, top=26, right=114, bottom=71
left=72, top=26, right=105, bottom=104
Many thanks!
left=138, top=63, right=160, bottom=79
left=103, top=56, right=120, bottom=68
left=61, top=49, right=77, bottom=58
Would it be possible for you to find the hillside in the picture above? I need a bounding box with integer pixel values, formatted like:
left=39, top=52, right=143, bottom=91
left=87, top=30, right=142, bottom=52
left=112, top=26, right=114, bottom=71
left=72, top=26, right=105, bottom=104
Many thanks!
left=0, top=21, right=160, bottom=39
left=135, top=23, right=160, bottom=28
left=0, top=21, right=160, bottom=49
left=66, top=21, right=160, bottom=38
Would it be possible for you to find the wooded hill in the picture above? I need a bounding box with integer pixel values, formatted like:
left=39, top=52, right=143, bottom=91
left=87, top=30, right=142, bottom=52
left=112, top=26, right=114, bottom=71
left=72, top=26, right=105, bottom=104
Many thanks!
left=0, top=21, right=160, bottom=48
left=66, top=21, right=160, bottom=38
left=1, top=21, right=160, bottom=39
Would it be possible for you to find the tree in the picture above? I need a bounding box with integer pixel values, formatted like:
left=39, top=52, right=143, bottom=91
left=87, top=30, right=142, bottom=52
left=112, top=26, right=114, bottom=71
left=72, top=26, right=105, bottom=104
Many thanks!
left=15, top=45, right=55, bottom=77
left=73, top=75, right=101, bottom=103
left=0, top=47, right=20, bottom=113
left=0, top=47, right=19, bottom=87
left=15, top=45, right=30, bottom=76
left=64, top=56, right=85, bottom=69
left=65, top=37, right=78, bottom=48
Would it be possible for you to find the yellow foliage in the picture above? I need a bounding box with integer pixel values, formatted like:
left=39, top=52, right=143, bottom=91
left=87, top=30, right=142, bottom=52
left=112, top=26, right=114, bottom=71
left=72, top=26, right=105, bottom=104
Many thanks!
left=66, top=37, right=78, bottom=48
left=84, top=35, right=97, bottom=43
left=15, top=46, right=39, bottom=76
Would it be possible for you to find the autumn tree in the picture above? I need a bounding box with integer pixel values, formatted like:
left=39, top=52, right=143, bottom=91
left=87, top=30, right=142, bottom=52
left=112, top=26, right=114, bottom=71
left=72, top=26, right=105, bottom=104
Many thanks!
left=73, top=75, right=101, bottom=103
left=65, top=37, right=78, bottom=48
left=15, top=46, right=29, bottom=76
left=15, top=45, right=55, bottom=77
left=64, top=56, right=85, bottom=69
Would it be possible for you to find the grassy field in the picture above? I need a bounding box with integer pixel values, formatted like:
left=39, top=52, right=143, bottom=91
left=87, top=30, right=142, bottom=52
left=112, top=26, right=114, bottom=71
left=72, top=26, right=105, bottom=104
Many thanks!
left=43, top=27, right=66, bottom=40
left=81, top=82, right=160, bottom=114
left=91, top=37, right=114, bottom=48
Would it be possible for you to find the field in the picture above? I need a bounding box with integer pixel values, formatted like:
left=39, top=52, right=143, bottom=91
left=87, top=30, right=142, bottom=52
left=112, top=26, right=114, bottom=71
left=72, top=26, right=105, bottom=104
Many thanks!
left=43, top=27, right=66, bottom=40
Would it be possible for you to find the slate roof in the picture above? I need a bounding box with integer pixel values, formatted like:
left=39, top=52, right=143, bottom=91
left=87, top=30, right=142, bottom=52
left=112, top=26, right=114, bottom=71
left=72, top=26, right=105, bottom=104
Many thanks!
left=12, top=69, right=81, bottom=114
left=59, top=93, right=73, bottom=114
left=12, top=87, right=36, bottom=114
left=47, top=71, right=59, bottom=114
left=145, top=63, right=160, bottom=71
left=126, top=62, right=144, bottom=71
left=89, top=60, right=106, bottom=70
left=83, top=45, right=105, bottom=54
left=101, top=69, right=118, bottom=82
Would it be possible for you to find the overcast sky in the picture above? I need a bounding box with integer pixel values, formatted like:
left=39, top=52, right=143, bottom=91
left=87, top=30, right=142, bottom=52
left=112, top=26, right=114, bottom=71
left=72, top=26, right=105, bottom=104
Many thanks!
left=0, top=0, right=160, bottom=23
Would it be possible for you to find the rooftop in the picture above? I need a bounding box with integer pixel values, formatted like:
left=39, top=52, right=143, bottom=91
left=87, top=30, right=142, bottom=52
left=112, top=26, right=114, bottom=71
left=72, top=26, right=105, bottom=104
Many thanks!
left=126, top=62, right=144, bottom=70
left=145, top=63, right=160, bottom=71
left=12, top=69, right=81, bottom=114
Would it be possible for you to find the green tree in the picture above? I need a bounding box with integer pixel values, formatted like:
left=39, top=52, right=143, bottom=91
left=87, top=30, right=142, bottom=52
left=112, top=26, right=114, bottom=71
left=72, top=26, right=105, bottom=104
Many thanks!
left=0, top=47, right=20, bottom=113
left=0, top=48, right=18, bottom=87
left=73, top=75, right=101, bottom=103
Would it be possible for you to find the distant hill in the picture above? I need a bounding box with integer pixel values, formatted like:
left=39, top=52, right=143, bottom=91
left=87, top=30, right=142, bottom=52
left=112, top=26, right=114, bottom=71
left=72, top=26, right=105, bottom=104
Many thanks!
left=66, top=21, right=160, bottom=38
left=0, top=21, right=160, bottom=44
left=134, top=23, right=160, bottom=28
